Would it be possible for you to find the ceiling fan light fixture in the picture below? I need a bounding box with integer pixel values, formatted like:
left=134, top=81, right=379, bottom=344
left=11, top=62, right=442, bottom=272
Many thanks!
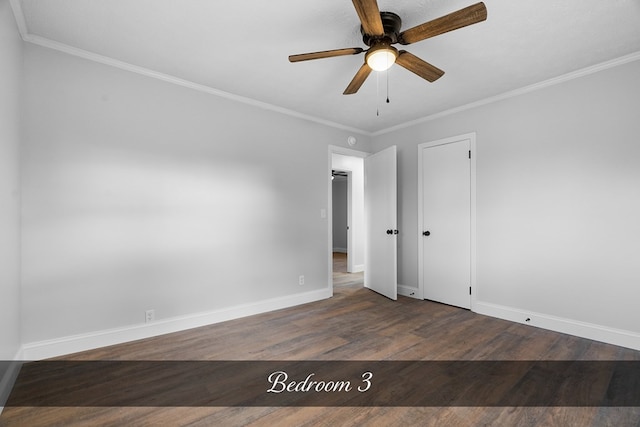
left=289, top=1, right=488, bottom=95
left=365, top=44, right=398, bottom=71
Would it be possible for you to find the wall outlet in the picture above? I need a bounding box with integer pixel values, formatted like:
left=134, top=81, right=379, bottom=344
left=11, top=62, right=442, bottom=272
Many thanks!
left=145, top=309, right=155, bottom=323
left=298, top=275, right=305, bottom=286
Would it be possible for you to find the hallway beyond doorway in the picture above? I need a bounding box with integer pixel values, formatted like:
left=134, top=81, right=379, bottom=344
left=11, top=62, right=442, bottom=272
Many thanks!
left=332, top=252, right=363, bottom=288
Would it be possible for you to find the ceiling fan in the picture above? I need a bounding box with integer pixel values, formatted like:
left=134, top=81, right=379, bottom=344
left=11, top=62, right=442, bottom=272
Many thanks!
left=289, top=0, right=487, bottom=95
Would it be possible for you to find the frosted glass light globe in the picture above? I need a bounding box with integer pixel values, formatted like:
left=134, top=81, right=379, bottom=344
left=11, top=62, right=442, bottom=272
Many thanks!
left=366, top=46, right=398, bottom=71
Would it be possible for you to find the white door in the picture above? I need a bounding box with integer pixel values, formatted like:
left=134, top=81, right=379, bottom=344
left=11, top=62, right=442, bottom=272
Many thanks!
left=419, top=137, right=472, bottom=309
left=364, top=145, right=397, bottom=300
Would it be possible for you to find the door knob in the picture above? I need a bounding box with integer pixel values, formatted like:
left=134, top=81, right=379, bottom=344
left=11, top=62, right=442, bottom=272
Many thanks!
left=386, top=229, right=399, bottom=235
left=423, top=231, right=431, bottom=236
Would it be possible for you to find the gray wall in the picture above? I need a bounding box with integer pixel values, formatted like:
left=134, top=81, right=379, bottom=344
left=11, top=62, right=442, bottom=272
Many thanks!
left=373, top=58, right=640, bottom=335
left=0, top=0, right=23, bottom=360
left=7, top=2, right=640, bottom=355
left=332, top=177, right=348, bottom=252
left=21, top=43, right=371, bottom=344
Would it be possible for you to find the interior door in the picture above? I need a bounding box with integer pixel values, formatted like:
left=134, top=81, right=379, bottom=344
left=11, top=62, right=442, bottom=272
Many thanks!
left=364, top=145, right=397, bottom=300
left=420, top=138, right=471, bottom=309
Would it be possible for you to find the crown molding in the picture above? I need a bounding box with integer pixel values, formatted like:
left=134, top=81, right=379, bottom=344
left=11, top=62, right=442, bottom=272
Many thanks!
left=8, top=0, right=28, bottom=40
left=25, top=34, right=371, bottom=136
left=372, top=50, right=640, bottom=137
left=9, top=0, right=640, bottom=139
left=10, top=0, right=370, bottom=135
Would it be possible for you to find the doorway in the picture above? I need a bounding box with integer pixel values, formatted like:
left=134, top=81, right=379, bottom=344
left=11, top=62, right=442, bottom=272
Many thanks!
left=331, top=169, right=349, bottom=259
left=329, top=147, right=366, bottom=291
left=332, top=169, right=363, bottom=288
left=328, top=144, right=398, bottom=301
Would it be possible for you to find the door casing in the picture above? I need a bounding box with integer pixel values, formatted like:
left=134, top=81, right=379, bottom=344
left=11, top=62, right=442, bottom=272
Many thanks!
left=417, top=133, right=477, bottom=308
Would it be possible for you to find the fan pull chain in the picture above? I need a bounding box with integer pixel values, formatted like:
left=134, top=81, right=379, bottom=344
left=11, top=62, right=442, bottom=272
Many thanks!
left=376, top=71, right=380, bottom=116
left=386, top=68, right=390, bottom=104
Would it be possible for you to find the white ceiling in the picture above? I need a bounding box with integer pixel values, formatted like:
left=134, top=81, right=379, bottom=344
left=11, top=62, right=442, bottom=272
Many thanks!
left=15, top=0, right=640, bottom=134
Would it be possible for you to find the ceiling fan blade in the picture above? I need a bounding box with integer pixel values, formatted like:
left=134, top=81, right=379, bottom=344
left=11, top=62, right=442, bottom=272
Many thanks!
left=395, top=51, right=444, bottom=82
left=343, top=63, right=372, bottom=95
left=289, top=47, right=364, bottom=63
left=398, top=2, right=487, bottom=45
left=351, top=0, right=385, bottom=36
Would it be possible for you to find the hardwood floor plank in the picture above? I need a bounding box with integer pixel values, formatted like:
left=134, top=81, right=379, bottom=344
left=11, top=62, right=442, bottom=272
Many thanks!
left=332, top=252, right=364, bottom=288
left=2, top=254, right=639, bottom=425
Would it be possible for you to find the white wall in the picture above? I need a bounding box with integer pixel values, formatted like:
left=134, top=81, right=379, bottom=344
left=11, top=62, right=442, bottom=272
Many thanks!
left=21, top=43, right=372, bottom=351
left=0, top=0, right=23, bottom=360
left=12, top=8, right=640, bottom=359
left=372, top=58, right=640, bottom=347
left=331, top=154, right=365, bottom=272
left=332, top=178, right=348, bottom=252
left=0, top=0, right=23, bottom=411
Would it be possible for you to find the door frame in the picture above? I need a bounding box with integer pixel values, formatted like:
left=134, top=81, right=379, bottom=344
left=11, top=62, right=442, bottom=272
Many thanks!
left=328, top=145, right=369, bottom=295
left=417, top=133, right=477, bottom=309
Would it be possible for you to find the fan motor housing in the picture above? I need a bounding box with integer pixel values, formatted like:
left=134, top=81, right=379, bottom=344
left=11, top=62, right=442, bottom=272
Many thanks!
left=361, top=11, right=402, bottom=46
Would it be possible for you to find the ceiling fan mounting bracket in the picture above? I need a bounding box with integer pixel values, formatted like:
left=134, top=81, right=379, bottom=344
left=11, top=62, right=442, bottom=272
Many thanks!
left=361, top=11, right=402, bottom=46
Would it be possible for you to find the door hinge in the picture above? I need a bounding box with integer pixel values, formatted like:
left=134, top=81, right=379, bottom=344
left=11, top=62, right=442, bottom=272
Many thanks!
left=469, top=286, right=472, bottom=295
left=468, top=150, right=471, bottom=159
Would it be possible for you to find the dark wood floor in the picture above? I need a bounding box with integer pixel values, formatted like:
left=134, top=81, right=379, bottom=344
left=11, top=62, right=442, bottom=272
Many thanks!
left=2, top=255, right=639, bottom=426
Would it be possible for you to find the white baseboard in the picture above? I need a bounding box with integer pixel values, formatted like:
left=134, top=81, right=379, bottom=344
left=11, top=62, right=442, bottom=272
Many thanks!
left=0, top=349, right=23, bottom=415
left=19, top=290, right=640, bottom=361
left=332, top=248, right=347, bottom=253
left=474, top=301, right=640, bottom=352
left=351, top=264, right=364, bottom=273
left=398, top=284, right=421, bottom=300
left=22, top=288, right=332, bottom=361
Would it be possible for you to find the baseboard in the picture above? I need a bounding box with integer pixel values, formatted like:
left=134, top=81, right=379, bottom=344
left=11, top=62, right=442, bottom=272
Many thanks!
left=22, top=288, right=332, bottom=361
left=398, top=284, right=421, bottom=300
left=332, top=248, right=347, bottom=253
left=0, top=349, right=23, bottom=415
left=351, top=264, right=364, bottom=273
left=474, top=301, right=640, bottom=351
